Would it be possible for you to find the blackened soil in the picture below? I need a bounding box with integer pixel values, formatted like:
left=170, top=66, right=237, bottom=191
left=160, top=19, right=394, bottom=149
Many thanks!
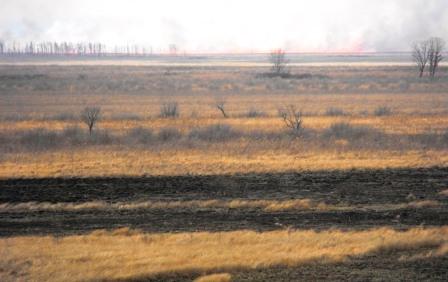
left=1, top=167, right=447, bottom=236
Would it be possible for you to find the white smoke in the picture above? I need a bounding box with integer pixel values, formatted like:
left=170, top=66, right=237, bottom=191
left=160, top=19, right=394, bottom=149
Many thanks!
left=1, top=0, right=447, bottom=52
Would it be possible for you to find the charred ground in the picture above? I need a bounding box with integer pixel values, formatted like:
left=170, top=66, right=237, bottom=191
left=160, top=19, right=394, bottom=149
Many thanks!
left=1, top=167, right=447, bottom=237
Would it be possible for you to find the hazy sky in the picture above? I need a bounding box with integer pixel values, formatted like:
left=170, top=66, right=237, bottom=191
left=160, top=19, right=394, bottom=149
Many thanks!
left=1, top=0, right=448, bottom=53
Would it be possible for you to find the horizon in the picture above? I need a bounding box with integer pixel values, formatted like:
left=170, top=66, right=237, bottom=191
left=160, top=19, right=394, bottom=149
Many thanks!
left=2, top=0, right=448, bottom=53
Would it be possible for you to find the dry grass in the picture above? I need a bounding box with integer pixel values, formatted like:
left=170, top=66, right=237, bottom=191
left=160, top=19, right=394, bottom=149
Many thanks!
left=0, top=199, right=319, bottom=212
left=2, top=114, right=447, bottom=135
left=1, top=227, right=447, bottom=281
left=1, top=65, right=447, bottom=179
left=399, top=243, right=448, bottom=262
left=1, top=148, right=447, bottom=178
left=406, top=200, right=441, bottom=209
left=1, top=66, right=447, bottom=130
left=0, top=199, right=331, bottom=212
left=194, top=273, right=232, bottom=282
left=0, top=199, right=441, bottom=214
left=439, top=189, right=448, bottom=197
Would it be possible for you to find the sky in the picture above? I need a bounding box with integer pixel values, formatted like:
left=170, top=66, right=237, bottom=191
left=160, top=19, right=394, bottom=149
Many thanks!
left=1, top=0, right=448, bottom=53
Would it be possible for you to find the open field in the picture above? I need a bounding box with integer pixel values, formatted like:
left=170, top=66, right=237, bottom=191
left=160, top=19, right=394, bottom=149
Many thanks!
left=1, top=63, right=448, bottom=281
left=1, top=168, right=448, bottom=236
left=1, top=168, right=448, bottom=281
left=2, top=227, right=448, bottom=281
left=1, top=149, right=448, bottom=178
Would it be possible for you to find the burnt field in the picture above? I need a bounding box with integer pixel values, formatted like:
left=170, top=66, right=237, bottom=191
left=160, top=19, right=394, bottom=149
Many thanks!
left=1, top=64, right=448, bottom=281
left=1, top=167, right=447, bottom=237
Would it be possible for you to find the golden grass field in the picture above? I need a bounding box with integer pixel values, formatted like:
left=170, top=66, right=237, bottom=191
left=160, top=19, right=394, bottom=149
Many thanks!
left=1, top=65, right=447, bottom=178
left=2, top=227, right=448, bottom=281
left=1, top=148, right=447, bottom=178
left=1, top=64, right=447, bottom=281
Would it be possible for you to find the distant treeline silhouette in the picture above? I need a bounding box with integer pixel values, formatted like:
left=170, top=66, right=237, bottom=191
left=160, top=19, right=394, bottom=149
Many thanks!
left=0, top=40, right=171, bottom=56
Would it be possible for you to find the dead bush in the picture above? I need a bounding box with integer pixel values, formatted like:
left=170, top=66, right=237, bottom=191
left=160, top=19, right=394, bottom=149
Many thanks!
left=245, top=108, right=267, bottom=118
left=81, top=107, right=101, bottom=135
left=110, top=113, right=143, bottom=121
left=158, top=127, right=182, bottom=142
left=278, top=105, right=303, bottom=137
left=323, top=122, right=381, bottom=140
left=374, top=106, right=392, bottom=116
left=19, top=128, right=60, bottom=150
left=127, top=127, right=154, bottom=144
left=45, top=113, right=77, bottom=121
left=160, top=102, right=179, bottom=118
left=61, top=126, right=86, bottom=145
left=88, top=130, right=114, bottom=145
left=189, top=124, right=240, bottom=142
left=214, top=97, right=228, bottom=118
left=325, top=107, right=345, bottom=116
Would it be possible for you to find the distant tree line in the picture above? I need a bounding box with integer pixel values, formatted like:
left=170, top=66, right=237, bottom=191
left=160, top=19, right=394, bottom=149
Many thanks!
left=0, top=40, right=168, bottom=57
left=0, top=41, right=107, bottom=56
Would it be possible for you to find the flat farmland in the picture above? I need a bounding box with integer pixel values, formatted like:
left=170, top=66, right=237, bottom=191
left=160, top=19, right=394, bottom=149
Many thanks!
left=1, top=63, right=448, bottom=281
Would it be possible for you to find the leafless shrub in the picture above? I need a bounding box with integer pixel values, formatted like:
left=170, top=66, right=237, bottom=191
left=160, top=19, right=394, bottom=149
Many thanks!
left=127, top=127, right=154, bottom=144
left=410, top=130, right=448, bottom=149
left=443, top=130, right=448, bottom=143
left=110, top=113, right=142, bottom=121
left=189, top=124, right=240, bottom=142
left=158, top=127, right=182, bottom=142
left=245, top=108, right=267, bottom=118
left=323, top=122, right=381, bottom=140
left=77, top=74, right=88, bottom=80
left=359, top=110, right=369, bottom=116
left=160, top=102, right=179, bottom=118
left=61, top=126, right=86, bottom=145
left=269, top=49, right=290, bottom=76
left=214, top=97, right=228, bottom=118
left=0, top=114, right=30, bottom=122
left=325, top=107, right=345, bottom=116
left=89, top=130, right=114, bottom=145
left=19, top=128, right=59, bottom=150
left=374, top=106, right=392, bottom=116
left=47, top=113, right=77, bottom=121
left=258, top=72, right=328, bottom=80
left=278, top=105, right=303, bottom=136
left=81, top=107, right=101, bottom=135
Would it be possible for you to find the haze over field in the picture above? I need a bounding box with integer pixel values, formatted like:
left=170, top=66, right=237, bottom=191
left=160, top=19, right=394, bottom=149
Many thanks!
left=1, top=2, right=448, bottom=281
left=1, top=0, right=448, bottom=53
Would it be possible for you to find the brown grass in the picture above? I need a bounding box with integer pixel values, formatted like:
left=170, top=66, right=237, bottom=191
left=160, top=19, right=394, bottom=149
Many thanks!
left=1, top=65, right=447, bottom=179
left=1, top=199, right=441, bottom=214
left=194, top=273, right=232, bottom=282
left=399, top=242, right=448, bottom=262
left=0, top=199, right=331, bottom=212
left=1, top=227, right=447, bottom=281
left=2, top=114, right=447, bottom=135
left=1, top=66, right=448, bottom=117
left=1, top=148, right=447, bottom=178
left=406, top=200, right=441, bottom=209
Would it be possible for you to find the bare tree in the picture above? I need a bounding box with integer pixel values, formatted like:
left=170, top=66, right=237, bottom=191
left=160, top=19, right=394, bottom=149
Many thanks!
left=81, top=107, right=101, bottom=135
left=270, top=49, right=290, bottom=76
left=278, top=105, right=303, bottom=136
left=428, top=37, right=445, bottom=78
left=214, top=97, right=228, bottom=118
left=412, top=40, right=430, bottom=78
